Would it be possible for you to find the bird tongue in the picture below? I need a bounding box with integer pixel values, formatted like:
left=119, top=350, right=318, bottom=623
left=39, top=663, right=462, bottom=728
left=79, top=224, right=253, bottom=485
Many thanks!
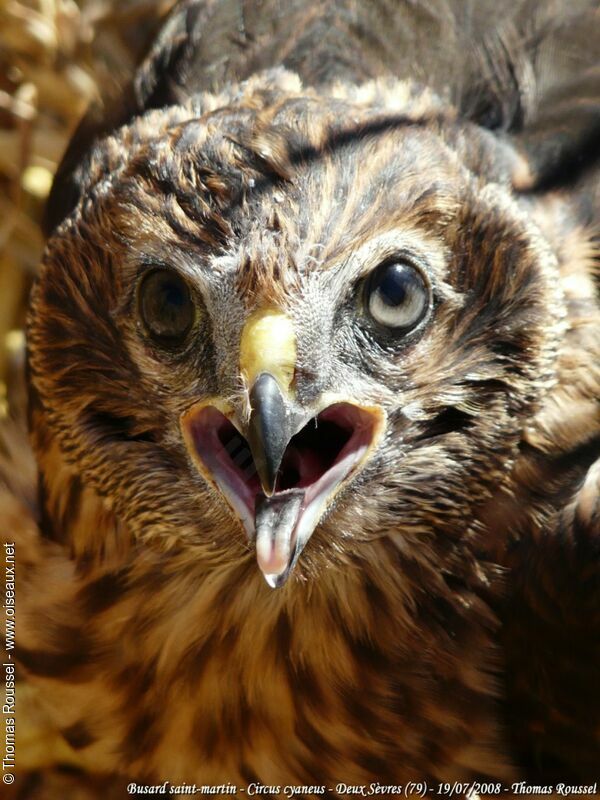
left=254, top=489, right=305, bottom=588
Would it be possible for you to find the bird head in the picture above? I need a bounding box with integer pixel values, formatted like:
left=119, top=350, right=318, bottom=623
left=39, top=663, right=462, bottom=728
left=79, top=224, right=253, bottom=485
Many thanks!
left=28, top=71, right=564, bottom=587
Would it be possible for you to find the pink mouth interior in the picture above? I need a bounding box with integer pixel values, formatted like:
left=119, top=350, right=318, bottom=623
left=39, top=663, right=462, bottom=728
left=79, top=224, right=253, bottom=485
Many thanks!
left=187, top=403, right=376, bottom=523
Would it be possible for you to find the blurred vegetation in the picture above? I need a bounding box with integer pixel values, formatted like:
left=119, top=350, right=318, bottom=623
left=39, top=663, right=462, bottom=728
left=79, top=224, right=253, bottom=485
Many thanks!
left=0, top=0, right=173, bottom=414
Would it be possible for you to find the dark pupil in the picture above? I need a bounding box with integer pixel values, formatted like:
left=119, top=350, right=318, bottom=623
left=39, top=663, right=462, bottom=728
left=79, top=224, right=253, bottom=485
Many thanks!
left=161, top=282, right=185, bottom=313
left=142, top=271, right=193, bottom=340
left=376, top=264, right=410, bottom=306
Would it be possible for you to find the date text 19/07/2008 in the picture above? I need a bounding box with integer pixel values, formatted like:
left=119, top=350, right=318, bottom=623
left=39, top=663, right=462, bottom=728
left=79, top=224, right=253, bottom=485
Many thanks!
left=125, top=782, right=600, bottom=797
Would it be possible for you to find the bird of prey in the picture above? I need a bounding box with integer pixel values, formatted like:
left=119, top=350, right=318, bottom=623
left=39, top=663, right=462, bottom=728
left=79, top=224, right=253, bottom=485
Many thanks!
left=2, top=0, right=600, bottom=792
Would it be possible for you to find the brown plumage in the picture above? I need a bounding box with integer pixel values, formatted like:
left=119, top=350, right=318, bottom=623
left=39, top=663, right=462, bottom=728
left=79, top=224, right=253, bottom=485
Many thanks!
left=3, top=0, right=600, bottom=793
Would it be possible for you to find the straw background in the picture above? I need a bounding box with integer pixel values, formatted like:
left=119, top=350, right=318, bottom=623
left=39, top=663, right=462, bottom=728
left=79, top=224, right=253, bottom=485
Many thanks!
left=0, top=0, right=175, bottom=417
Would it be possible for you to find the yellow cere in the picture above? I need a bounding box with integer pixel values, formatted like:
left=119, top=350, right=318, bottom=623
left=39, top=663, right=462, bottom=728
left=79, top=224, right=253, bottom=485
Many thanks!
left=239, top=308, right=297, bottom=392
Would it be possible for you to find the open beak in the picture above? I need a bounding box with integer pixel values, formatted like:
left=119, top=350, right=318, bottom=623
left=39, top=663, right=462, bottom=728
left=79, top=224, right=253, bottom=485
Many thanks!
left=181, top=388, right=384, bottom=587
left=180, top=309, right=385, bottom=588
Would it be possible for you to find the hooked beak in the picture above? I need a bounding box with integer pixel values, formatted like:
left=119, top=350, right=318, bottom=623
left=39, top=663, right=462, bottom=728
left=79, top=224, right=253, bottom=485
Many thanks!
left=181, top=389, right=385, bottom=588
left=246, top=372, right=295, bottom=497
left=180, top=309, right=385, bottom=588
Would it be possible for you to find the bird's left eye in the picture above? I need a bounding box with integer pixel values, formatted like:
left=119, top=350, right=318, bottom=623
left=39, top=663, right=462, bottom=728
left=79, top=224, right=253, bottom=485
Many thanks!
left=364, top=259, right=430, bottom=330
left=138, top=269, right=195, bottom=344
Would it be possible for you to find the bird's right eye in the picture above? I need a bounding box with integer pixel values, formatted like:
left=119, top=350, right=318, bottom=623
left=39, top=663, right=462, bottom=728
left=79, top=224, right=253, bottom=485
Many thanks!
left=138, top=269, right=195, bottom=345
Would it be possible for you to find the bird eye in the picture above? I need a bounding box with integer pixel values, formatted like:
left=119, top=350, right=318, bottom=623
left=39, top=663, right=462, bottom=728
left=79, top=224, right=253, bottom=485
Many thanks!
left=139, top=269, right=195, bottom=344
left=364, top=259, right=430, bottom=330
